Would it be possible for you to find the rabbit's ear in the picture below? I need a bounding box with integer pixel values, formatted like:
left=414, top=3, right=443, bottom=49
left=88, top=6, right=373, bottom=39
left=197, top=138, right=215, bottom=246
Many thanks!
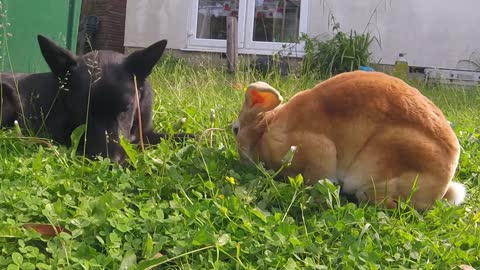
left=245, top=82, right=283, bottom=112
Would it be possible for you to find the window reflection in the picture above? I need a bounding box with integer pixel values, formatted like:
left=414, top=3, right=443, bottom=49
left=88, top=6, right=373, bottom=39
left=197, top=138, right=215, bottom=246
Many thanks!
left=196, top=0, right=240, bottom=40
left=253, top=0, right=301, bottom=42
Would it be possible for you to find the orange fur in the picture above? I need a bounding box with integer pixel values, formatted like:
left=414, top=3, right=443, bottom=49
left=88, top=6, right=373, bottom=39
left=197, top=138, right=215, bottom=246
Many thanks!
left=233, top=71, right=465, bottom=210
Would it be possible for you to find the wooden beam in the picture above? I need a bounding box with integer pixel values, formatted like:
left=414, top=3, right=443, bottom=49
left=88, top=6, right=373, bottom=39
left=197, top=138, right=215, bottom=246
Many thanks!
left=226, top=16, right=238, bottom=73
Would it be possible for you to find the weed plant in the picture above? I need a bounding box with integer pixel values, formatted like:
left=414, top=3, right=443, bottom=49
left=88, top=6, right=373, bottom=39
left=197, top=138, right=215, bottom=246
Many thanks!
left=0, top=56, right=479, bottom=269
left=300, top=26, right=376, bottom=78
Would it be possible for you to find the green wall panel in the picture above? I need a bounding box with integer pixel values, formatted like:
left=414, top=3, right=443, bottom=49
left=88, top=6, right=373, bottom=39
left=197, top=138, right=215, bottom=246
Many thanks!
left=0, top=0, right=82, bottom=73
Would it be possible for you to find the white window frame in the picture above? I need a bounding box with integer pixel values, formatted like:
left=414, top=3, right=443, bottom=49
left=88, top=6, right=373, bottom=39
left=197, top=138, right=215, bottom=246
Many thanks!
left=185, top=0, right=309, bottom=57
left=242, top=0, right=309, bottom=56
left=186, top=0, right=247, bottom=50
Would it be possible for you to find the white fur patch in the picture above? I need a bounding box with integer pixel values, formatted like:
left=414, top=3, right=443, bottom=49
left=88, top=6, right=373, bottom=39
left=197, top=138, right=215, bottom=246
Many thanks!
left=448, top=182, right=467, bottom=205
left=327, top=177, right=340, bottom=185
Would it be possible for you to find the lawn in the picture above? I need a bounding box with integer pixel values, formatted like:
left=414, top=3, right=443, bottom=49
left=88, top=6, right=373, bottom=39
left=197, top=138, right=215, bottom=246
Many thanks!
left=0, top=57, right=479, bottom=269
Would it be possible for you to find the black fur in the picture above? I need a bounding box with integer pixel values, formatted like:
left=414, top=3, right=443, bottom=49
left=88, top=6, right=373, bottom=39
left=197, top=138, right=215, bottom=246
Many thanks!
left=0, top=35, right=192, bottom=163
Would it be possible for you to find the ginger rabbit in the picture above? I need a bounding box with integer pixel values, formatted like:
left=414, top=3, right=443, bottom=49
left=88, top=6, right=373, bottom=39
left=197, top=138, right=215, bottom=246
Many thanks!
left=232, top=71, right=466, bottom=210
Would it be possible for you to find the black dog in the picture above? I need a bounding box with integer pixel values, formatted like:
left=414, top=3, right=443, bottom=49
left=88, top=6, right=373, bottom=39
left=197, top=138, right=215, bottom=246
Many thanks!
left=0, top=35, right=190, bottom=163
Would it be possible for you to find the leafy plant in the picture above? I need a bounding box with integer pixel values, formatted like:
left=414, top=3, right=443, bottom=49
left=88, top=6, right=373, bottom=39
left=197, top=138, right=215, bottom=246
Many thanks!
left=301, top=25, right=376, bottom=77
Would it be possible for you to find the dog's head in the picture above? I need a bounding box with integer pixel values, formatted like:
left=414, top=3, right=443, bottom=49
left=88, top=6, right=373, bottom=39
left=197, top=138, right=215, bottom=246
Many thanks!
left=37, top=35, right=167, bottom=163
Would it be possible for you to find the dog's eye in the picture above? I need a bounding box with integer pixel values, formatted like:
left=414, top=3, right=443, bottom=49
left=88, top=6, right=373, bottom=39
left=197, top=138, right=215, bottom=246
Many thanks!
left=121, top=105, right=130, bottom=112
left=233, top=126, right=239, bottom=136
left=119, top=102, right=133, bottom=112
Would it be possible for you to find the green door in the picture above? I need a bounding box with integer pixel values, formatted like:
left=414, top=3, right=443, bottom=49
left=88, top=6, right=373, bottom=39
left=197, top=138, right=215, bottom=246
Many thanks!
left=0, top=0, right=82, bottom=73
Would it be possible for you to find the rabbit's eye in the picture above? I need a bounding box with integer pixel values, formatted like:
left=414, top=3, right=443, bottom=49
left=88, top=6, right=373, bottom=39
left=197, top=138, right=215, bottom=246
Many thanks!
left=232, top=122, right=240, bottom=136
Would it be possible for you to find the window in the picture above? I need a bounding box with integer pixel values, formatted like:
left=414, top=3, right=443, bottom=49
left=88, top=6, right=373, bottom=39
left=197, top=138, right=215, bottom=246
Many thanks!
left=196, top=0, right=239, bottom=40
left=188, top=0, right=309, bottom=56
left=252, top=0, right=301, bottom=42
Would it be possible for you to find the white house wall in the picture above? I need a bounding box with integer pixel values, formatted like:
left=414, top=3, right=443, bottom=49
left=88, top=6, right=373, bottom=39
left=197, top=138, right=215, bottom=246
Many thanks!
left=308, top=0, right=480, bottom=69
left=125, top=0, right=480, bottom=69
left=125, top=0, right=191, bottom=49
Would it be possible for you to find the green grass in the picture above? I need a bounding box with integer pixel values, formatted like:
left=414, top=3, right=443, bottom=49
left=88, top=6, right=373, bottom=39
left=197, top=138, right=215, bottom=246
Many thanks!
left=0, top=58, right=479, bottom=269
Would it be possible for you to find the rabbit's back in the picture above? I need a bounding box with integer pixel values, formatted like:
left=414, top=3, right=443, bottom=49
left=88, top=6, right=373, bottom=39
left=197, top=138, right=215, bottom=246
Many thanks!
left=281, top=71, right=458, bottom=157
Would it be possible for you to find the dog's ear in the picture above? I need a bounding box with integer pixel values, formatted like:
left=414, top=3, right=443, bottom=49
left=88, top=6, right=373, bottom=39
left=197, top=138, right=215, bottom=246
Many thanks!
left=37, top=35, right=77, bottom=78
left=125, top=39, right=167, bottom=80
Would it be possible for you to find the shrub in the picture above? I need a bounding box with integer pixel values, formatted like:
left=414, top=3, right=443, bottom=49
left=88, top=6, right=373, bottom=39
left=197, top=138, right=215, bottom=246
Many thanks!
left=301, top=25, right=376, bottom=77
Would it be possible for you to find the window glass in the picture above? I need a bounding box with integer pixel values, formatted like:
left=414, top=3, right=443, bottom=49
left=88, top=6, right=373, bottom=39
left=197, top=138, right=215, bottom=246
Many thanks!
left=253, top=0, right=301, bottom=42
left=196, top=0, right=240, bottom=40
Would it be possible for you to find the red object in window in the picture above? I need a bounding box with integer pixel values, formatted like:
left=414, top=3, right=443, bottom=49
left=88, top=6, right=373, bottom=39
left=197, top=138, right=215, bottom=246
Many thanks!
left=224, top=4, right=231, bottom=11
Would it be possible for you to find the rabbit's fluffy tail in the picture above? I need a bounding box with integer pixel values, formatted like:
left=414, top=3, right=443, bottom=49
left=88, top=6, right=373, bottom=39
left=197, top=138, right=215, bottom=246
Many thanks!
left=443, top=182, right=467, bottom=205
